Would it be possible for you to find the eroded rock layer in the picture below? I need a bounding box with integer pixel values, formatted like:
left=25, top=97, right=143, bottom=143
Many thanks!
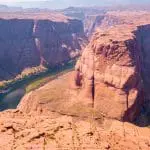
left=0, top=13, right=85, bottom=81
left=0, top=11, right=150, bottom=149
left=75, top=24, right=150, bottom=122
left=17, top=20, right=150, bottom=123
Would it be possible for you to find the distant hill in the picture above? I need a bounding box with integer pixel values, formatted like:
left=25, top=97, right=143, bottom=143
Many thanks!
left=0, top=4, right=23, bottom=12
left=6, top=0, right=150, bottom=9
left=60, top=7, right=106, bottom=20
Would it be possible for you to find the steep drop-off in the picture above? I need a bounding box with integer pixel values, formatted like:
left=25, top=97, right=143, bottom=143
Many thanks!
left=0, top=13, right=85, bottom=81
left=0, top=12, right=150, bottom=149
left=18, top=23, right=150, bottom=124
left=0, top=19, right=40, bottom=80
left=84, top=11, right=150, bottom=38
left=75, top=24, right=150, bottom=122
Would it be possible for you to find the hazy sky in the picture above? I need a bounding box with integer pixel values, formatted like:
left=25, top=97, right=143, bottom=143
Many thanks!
left=0, top=0, right=150, bottom=8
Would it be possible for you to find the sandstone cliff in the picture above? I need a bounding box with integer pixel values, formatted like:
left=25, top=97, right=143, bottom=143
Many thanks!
left=75, top=23, right=150, bottom=122
left=0, top=11, right=150, bottom=149
left=17, top=12, right=150, bottom=123
left=0, top=12, right=85, bottom=81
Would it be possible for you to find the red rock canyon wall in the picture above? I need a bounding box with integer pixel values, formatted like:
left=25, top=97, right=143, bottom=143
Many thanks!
left=75, top=24, right=150, bottom=122
left=0, top=18, right=84, bottom=81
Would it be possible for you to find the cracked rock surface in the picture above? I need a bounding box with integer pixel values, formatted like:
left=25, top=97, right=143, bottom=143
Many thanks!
left=0, top=110, right=150, bottom=150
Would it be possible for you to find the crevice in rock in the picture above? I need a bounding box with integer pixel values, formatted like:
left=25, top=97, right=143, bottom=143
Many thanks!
left=91, top=75, right=95, bottom=108
left=75, top=69, right=82, bottom=86
left=104, top=81, right=121, bottom=90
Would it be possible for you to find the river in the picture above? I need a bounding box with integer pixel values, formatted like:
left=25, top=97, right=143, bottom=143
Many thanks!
left=0, top=61, right=75, bottom=111
left=0, top=88, right=25, bottom=111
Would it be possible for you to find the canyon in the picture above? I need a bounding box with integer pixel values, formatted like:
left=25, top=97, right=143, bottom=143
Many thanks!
left=0, top=12, right=85, bottom=81
left=0, top=10, right=150, bottom=149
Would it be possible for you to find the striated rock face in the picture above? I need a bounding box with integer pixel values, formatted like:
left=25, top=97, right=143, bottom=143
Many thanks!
left=1, top=11, right=150, bottom=149
left=136, top=25, right=150, bottom=94
left=0, top=13, right=85, bottom=81
left=16, top=15, right=150, bottom=123
left=0, top=19, right=40, bottom=80
left=75, top=24, right=150, bottom=122
left=34, top=19, right=84, bottom=66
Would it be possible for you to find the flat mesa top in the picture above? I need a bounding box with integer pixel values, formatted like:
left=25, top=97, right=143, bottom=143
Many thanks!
left=93, top=11, right=150, bottom=43
left=93, top=23, right=147, bottom=45
left=0, top=12, right=70, bottom=22
left=94, top=25, right=136, bottom=43
left=106, top=11, right=150, bottom=26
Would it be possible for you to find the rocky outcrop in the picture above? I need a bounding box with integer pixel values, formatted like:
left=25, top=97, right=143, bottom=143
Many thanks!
left=0, top=13, right=85, bottom=81
left=75, top=24, right=150, bottom=122
left=1, top=11, right=150, bottom=149
left=34, top=19, right=84, bottom=66
left=0, top=109, right=149, bottom=150
left=16, top=14, right=150, bottom=123
left=0, top=69, right=149, bottom=150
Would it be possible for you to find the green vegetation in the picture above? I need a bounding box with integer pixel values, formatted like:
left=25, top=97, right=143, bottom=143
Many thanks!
left=0, top=59, right=77, bottom=111
left=0, top=60, right=76, bottom=98
left=25, top=61, right=75, bottom=93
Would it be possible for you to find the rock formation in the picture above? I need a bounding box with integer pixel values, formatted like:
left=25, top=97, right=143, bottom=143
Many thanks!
left=16, top=12, right=150, bottom=123
left=0, top=72, right=149, bottom=150
left=0, top=11, right=150, bottom=149
left=75, top=24, right=148, bottom=122
left=0, top=12, right=85, bottom=81
left=0, top=109, right=150, bottom=150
